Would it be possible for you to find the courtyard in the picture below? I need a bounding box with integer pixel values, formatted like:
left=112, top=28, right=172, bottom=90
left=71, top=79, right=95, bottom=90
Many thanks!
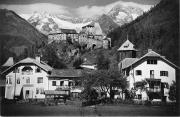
left=0, top=100, right=178, bottom=116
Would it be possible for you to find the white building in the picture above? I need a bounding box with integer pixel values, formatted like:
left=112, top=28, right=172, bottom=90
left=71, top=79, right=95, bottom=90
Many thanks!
left=1, top=57, right=53, bottom=99
left=1, top=57, right=82, bottom=100
left=119, top=49, right=178, bottom=102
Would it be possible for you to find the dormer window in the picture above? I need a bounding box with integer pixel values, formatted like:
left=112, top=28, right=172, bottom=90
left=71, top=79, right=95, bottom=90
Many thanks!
left=147, top=59, right=157, bottom=64
left=124, top=44, right=129, bottom=48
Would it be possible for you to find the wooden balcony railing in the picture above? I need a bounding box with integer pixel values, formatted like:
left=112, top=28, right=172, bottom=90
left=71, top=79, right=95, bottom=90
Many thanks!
left=147, top=87, right=161, bottom=92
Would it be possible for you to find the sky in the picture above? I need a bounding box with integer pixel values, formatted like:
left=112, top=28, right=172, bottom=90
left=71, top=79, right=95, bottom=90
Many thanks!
left=0, top=0, right=160, bottom=19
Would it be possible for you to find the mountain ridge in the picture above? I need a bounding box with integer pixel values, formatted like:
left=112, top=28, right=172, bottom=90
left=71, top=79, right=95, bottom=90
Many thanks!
left=24, top=4, right=150, bottom=35
left=0, top=9, right=48, bottom=65
left=108, top=0, right=179, bottom=66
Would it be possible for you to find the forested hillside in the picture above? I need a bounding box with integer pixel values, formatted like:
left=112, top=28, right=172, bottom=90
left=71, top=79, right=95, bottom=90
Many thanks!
left=108, top=0, right=179, bottom=66
left=0, top=9, right=47, bottom=65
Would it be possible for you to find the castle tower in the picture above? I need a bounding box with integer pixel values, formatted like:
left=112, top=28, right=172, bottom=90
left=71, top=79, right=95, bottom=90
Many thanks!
left=117, top=36, right=137, bottom=61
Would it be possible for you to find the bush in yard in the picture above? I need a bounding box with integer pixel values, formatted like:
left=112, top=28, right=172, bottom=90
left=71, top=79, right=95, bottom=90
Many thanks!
left=80, top=86, right=98, bottom=102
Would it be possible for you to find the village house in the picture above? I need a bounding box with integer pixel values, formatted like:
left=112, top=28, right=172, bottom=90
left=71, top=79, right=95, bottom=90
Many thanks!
left=47, top=69, right=83, bottom=98
left=80, top=58, right=97, bottom=70
left=118, top=40, right=178, bottom=102
left=1, top=57, right=82, bottom=100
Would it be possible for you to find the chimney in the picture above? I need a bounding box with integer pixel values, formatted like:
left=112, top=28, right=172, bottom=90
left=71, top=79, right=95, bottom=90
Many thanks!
left=35, top=55, right=40, bottom=63
left=148, top=49, right=152, bottom=52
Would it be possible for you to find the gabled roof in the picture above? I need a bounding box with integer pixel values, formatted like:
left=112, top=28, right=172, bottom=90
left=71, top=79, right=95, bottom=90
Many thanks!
left=1, top=57, right=53, bottom=75
left=121, top=50, right=179, bottom=70
left=2, top=57, right=14, bottom=67
left=117, top=39, right=137, bottom=51
left=49, top=69, right=82, bottom=78
left=142, top=50, right=161, bottom=57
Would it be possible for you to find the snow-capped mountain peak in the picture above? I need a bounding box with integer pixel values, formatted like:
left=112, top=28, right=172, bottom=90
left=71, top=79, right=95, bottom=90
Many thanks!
left=28, top=11, right=92, bottom=34
left=25, top=3, right=148, bottom=34
left=107, top=4, right=144, bottom=25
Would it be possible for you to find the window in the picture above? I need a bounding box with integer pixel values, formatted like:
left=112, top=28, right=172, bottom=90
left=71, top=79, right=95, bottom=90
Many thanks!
left=26, top=90, right=29, bottom=95
left=124, top=44, right=129, bottom=48
left=137, top=94, right=142, bottom=99
left=37, top=77, right=43, bottom=83
left=69, top=82, right=73, bottom=86
left=136, top=70, right=142, bottom=75
left=52, top=81, right=56, bottom=86
left=40, top=88, right=44, bottom=94
left=35, top=67, right=41, bottom=73
left=6, top=76, right=12, bottom=84
left=6, top=78, right=8, bottom=84
left=36, top=88, right=39, bottom=94
left=150, top=70, right=154, bottom=78
left=160, top=71, right=168, bottom=77
left=60, top=81, right=64, bottom=86
left=17, top=78, right=20, bottom=84
left=36, top=88, right=44, bottom=94
left=163, top=83, right=169, bottom=89
left=9, top=77, right=12, bottom=84
left=147, top=59, right=157, bottom=64
left=26, top=77, right=30, bottom=84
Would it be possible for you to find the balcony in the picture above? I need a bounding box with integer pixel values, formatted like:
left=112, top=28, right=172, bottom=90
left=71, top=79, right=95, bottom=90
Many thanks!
left=147, top=87, right=161, bottom=92
left=56, top=86, right=72, bottom=90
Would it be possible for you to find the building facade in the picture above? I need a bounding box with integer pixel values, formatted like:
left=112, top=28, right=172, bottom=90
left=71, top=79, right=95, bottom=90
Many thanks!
left=118, top=40, right=178, bottom=102
left=1, top=57, right=82, bottom=100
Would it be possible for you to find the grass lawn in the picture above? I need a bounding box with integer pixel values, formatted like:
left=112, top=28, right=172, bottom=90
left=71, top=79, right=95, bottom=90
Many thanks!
left=0, top=102, right=178, bottom=116
left=96, top=104, right=178, bottom=116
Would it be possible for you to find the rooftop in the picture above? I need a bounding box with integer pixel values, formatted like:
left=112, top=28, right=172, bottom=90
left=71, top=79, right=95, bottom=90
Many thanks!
left=60, top=29, right=77, bottom=34
left=120, top=50, right=179, bottom=70
left=117, top=39, right=137, bottom=51
left=120, top=58, right=139, bottom=69
left=49, top=69, right=82, bottom=78
left=1, top=57, right=53, bottom=75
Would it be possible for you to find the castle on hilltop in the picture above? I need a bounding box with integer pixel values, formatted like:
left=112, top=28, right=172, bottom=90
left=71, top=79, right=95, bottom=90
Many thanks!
left=48, top=22, right=111, bottom=49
